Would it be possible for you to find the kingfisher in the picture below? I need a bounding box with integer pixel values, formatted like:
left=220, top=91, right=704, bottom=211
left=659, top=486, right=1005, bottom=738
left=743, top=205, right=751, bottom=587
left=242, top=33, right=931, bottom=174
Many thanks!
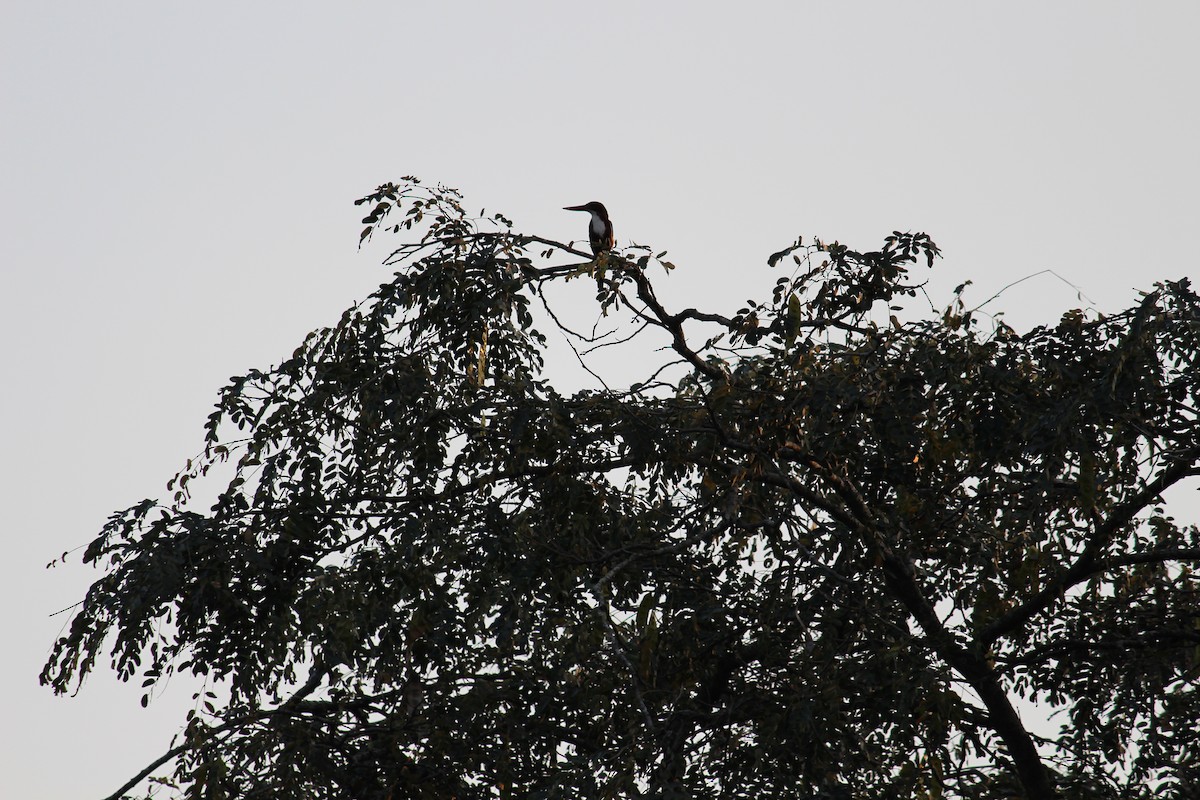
left=564, top=202, right=614, bottom=257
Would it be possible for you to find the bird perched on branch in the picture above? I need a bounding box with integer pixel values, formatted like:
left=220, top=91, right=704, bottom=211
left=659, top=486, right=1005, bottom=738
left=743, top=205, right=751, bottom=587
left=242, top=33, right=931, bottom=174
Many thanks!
left=564, top=201, right=614, bottom=257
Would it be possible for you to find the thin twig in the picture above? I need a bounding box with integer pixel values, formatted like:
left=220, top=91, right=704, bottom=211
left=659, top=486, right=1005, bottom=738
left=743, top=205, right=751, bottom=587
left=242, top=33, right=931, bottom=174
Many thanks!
left=970, top=269, right=1097, bottom=314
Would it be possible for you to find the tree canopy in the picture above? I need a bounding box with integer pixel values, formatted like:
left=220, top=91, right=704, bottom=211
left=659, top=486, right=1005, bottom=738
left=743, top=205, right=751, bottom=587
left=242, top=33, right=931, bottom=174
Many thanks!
left=45, top=179, right=1200, bottom=800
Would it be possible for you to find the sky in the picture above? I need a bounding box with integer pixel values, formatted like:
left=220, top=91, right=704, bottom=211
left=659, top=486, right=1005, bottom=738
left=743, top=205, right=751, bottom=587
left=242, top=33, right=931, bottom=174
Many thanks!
left=3, top=2, right=1199, bottom=797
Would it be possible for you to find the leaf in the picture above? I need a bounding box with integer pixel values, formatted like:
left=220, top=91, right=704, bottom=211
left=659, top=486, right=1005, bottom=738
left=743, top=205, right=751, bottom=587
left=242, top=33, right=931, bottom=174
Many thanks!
left=636, top=592, right=656, bottom=631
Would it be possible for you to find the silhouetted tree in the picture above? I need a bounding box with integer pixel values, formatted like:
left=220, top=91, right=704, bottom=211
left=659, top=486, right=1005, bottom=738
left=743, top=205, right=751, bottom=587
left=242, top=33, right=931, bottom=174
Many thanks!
left=45, top=179, right=1200, bottom=799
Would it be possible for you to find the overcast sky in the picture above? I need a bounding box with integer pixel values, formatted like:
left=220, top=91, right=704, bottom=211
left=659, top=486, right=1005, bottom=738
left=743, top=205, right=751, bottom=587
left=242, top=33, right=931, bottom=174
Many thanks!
left=4, top=3, right=1199, bottom=797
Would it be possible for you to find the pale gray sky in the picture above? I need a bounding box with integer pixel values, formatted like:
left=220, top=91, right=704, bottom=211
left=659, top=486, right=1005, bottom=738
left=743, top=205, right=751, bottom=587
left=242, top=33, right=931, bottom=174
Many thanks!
left=4, top=3, right=1198, bottom=797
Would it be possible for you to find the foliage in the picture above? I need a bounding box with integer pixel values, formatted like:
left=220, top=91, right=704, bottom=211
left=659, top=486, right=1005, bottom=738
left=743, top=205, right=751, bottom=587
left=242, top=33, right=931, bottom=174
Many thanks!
left=44, top=179, right=1200, bottom=800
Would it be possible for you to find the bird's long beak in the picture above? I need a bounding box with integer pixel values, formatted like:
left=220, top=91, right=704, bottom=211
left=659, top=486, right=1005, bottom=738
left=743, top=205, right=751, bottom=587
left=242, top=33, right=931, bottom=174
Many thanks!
left=563, top=205, right=587, bottom=211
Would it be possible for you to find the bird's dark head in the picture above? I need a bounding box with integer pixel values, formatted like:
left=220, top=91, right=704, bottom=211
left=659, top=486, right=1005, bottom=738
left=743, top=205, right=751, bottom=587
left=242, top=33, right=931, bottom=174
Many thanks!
left=564, top=201, right=609, bottom=218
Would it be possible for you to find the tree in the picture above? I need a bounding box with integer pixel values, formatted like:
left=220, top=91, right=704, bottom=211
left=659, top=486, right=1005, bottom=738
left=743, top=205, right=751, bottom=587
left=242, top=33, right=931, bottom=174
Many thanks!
left=44, top=179, right=1200, bottom=800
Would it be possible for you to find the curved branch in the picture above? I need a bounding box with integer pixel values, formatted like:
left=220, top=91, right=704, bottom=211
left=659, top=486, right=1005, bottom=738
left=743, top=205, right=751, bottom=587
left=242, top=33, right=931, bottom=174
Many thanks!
left=101, top=665, right=328, bottom=800
left=1102, top=547, right=1200, bottom=570
left=618, top=259, right=725, bottom=383
left=760, top=453, right=1058, bottom=799
left=981, top=445, right=1200, bottom=648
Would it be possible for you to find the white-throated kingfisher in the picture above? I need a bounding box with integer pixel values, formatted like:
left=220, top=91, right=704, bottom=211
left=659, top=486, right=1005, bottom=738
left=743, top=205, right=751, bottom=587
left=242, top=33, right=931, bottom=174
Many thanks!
left=564, top=202, right=614, bottom=257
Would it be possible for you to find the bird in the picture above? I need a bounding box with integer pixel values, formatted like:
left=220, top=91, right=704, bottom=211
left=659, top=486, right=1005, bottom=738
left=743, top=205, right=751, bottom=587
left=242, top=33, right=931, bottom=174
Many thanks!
left=563, top=202, right=614, bottom=257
